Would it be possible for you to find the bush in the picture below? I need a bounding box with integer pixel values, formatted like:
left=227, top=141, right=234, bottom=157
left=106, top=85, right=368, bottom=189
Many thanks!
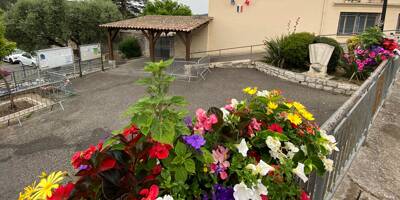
left=313, top=36, right=343, bottom=74
left=359, top=26, right=383, bottom=49
left=118, top=37, right=142, bottom=58
left=264, top=36, right=288, bottom=68
left=281, top=32, right=315, bottom=70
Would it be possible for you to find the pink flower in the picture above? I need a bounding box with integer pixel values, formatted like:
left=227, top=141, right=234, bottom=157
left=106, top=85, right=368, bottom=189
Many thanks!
left=369, top=51, right=376, bottom=58
left=381, top=55, right=387, bottom=61
left=247, top=118, right=262, bottom=137
left=210, top=146, right=230, bottom=180
left=194, top=108, right=218, bottom=134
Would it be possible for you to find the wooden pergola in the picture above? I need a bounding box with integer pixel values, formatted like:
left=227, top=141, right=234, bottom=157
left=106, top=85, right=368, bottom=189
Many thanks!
left=99, top=15, right=212, bottom=61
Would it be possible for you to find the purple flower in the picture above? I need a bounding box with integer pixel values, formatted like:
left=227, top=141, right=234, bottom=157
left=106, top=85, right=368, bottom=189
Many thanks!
left=212, top=184, right=234, bottom=200
left=79, top=165, right=89, bottom=170
left=182, top=134, right=206, bottom=150
left=184, top=116, right=193, bottom=129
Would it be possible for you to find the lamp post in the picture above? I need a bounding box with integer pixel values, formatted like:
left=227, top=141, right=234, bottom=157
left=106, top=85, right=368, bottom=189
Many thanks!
left=380, top=0, right=388, bottom=31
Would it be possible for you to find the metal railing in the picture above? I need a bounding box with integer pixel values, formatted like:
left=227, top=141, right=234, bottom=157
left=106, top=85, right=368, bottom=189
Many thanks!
left=306, top=58, right=400, bottom=199
left=191, top=44, right=265, bottom=63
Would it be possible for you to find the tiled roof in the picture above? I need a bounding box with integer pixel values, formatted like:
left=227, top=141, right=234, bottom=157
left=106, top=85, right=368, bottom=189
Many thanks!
left=99, top=15, right=212, bottom=32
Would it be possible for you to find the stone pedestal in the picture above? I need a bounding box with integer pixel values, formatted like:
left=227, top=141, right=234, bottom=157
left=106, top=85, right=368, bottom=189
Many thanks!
left=307, top=43, right=334, bottom=78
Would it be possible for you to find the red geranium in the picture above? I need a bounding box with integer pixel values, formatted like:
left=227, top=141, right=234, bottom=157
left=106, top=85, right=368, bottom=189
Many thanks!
left=47, top=183, right=75, bottom=200
left=300, top=191, right=311, bottom=200
left=149, top=143, right=172, bottom=160
left=268, top=123, right=283, bottom=133
left=383, top=38, right=398, bottom=51
left=139, top=184, right=159, bottom=200
left=151, top=164, right=162, bottom=175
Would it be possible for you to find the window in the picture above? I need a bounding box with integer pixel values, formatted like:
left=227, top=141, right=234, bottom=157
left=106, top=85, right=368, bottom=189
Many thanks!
left=337, top=12, right=380, bottom=35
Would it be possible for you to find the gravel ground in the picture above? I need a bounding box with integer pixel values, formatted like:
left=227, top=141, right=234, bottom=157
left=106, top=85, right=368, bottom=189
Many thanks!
left=0, top=63, right=348, bottom=199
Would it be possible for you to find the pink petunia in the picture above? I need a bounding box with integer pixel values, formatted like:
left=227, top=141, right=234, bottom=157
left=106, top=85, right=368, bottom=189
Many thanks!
left=247, top=118, right=262, bottom=137
left=194, top=108, right=218, bottom=134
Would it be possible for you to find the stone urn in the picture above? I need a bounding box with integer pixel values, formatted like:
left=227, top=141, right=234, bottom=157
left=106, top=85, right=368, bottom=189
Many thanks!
left=307, top=43, right=334, bottom=78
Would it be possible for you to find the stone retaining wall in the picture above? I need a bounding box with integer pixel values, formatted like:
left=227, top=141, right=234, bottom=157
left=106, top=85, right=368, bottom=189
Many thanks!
left=208, top=60, right=359, bottom=96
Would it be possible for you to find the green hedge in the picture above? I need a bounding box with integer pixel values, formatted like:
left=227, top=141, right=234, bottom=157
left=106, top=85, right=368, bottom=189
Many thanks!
left=281, top=32, right=315, bottom=70
left=118, top=37, right=142, bottom=59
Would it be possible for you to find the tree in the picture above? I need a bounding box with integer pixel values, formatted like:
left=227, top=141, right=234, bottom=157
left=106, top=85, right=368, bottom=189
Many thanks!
left=0, top=14, right=17, bottom=110
left=112, top=0, right=146, bottom=18
left=0, top=0, right=17, bottom=10
left=142, top=0, right=192, bottom=16
left=5, top=0, right=122, bottom=52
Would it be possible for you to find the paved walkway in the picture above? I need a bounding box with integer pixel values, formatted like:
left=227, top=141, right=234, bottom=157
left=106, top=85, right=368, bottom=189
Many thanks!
left=0, top=63, right=347, bottom=199
left=333, top=75, right=400, bottom=200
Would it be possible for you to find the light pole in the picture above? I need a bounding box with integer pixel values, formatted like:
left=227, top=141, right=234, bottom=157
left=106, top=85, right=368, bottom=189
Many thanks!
left=380, top=0, right=388, bottom=31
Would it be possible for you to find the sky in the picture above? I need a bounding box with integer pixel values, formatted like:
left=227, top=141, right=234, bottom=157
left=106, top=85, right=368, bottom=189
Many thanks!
left=177, top=0, right=208, bottom=15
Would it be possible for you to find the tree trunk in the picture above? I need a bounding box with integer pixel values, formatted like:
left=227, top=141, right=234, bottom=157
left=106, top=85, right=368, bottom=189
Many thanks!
left=0, top=75, right=16, bottom=111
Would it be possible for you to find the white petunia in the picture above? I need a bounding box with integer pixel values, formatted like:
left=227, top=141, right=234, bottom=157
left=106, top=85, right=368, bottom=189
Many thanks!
left=322, top=157, right=334, bottom=172
left=266, top=136, right=281, bottom=152
left=233, top=182, right=254, bottom=200
left=220, top=107, right=230, bottom=121
left=284, top=142, right=299, bottom=159
left=156, top=195, right=174, bottom=200
left=231, top=98, right=239, bottom=108
left=293, top=163, right=308, bottom=183
left=246, top=160, right=274, bottom=176
left=320, top=130, right=339, bottom=153
left=256, top=90, right=270, bottom=97
left=300, top=145, right=308, bottom=156
left=236, top=138, right=249, bottom=157
left=254, top=179, right=268, bottom=196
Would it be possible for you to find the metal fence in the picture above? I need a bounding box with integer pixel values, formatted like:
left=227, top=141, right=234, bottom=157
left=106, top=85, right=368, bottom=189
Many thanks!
left=191, top=44, right=265, bottom=63
left=305, top=58, right=400, bottom=199
left=0, top=69, right=74, bottom=126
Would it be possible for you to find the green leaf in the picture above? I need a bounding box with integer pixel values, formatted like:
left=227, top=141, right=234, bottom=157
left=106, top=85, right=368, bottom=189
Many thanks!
left=184, top=159, right=196, bottom=174
left=174, top=166, right=188, bottom=183
left=201, top=148, right=214, bottom=164
left=110, top=143, right=125, bottom=151
left=175, top=141, right=187, bottom=156
left=151, top=120, right=176, bottom=144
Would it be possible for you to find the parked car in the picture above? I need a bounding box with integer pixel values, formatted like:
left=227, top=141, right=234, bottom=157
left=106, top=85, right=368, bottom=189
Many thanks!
left=18, top=53, right=37, bottom=67
left=2, top=49, right=25, bottom=64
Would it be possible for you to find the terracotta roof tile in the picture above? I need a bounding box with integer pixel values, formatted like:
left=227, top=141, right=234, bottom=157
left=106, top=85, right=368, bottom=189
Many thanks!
left=99, top=15, right=212, bottom=32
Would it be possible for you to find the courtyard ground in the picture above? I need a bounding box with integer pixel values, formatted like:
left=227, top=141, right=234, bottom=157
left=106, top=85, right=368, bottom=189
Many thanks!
left=0, top=62, right=348, bottom=199
left=333, top=74, right=400, bottom=200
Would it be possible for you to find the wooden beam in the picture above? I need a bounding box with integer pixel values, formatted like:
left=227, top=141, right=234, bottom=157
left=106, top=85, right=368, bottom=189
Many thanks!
left=107, top=29, right=114, bottom=60
left=184, top=31, right=192, bottom=61
left=111, top=29, right=120, bottom=41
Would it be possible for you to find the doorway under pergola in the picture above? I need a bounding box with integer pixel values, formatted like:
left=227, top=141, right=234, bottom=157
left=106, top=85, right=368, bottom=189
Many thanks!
left=99, top=15, right=212, bottom=61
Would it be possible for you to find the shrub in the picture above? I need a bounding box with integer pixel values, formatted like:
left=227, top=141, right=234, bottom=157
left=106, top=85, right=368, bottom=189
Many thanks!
left=281, top=32, right=315, bottom=70
left=358, top=26, right=383, bottom=49
left=264, top=36, right=288, bottom=68
left=118, top=37, right=142, bottom=58
left=313, top=36, right=343, bottom=74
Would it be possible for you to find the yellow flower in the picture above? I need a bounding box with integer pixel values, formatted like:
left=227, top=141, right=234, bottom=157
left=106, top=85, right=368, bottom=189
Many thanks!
left=19, top=181, right=39, bottom=200
left=243, top=87, right=258, bottom=95
left=32, top=171, right=65, bottom=199
left=292, top=102, right=305, bottom=111
left=284, top=102, right=293, bottom=108
left=287, top=113, right=302, bottom=125
left=267, top=101, right=278, bottom=110
left=299, top=109, right=315, bottom=121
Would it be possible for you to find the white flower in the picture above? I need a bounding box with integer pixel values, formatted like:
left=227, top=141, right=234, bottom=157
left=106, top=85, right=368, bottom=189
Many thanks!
left=236, top=138, right=249, bottom=157
left=233, top=182, right=254, bottom=200
left=220, top=107, right=230, bottom=121
left=156, top=195, right=174, bottom=200
left=253, top=179, right=268, bottom=196
left=300, top=145, right=308, bottom=156
left=266, top=136, right=281, bottom=152
left=293, top=163, right=308, bottom=183
left=322, top=157, right=334, bottom=172
left=231, top=98, right=239, bottom=108
left=284, top=142, right=299, bottom=159
left=246, top=160, right=274, bottom=176
left=256, top=90, right=270, bottom=97
left=320, top=130, right=339, bottom=154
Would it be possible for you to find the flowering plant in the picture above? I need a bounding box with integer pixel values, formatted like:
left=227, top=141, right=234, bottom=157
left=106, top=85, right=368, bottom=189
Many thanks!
left=19, top=60, right=338, bottom=200
left=343, top=27, right=399, bottom=80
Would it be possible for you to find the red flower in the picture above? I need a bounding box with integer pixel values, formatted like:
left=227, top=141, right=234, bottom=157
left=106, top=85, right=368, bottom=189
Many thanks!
left=149, top=143, right=172, bottom=160
left=261, top=195, right=268, bottom=200
left=98, top=157, right=116, bottom=172
left=151, top=164, right=162, bottom=175
left=139, top=185, right=159, bottom=200
left=82, top=145, right=97, bottom=160
left=123, top=124, right=139, bottom=136
left=71, top=142, right=103, bottom=169
left=268, top=123, right=283, bottom=133
left=247, top=150, right=261, bottom=162
left=300, top=191, right=310, bottom=200
left=47, top=183, right=74, bottom=200
left=71, top=151, right=84, bottom=169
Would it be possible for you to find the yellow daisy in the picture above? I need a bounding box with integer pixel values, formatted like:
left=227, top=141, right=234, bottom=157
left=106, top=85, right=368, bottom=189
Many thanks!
left=287, top=113, right=302, bottom=125
left=32, top=171, right=65, bottom=199
left=292, top=102, right=305, bottom=111
left=299, top=109, right=315, bottom=121
left=243, top=87, right=258, bottom=95
left=19, top=181, right=39, bottom=200
left=267, top=101, right=278, bottom=110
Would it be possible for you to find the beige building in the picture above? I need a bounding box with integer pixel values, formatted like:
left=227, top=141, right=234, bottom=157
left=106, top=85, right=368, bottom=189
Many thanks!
left=172, top=0, right=400, bottom=59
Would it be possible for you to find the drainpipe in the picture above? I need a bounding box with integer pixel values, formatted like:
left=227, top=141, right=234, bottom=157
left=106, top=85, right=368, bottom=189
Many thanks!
left=319, top=0, right=327, bottom=35
left=380, top=0, right=388, bottom=31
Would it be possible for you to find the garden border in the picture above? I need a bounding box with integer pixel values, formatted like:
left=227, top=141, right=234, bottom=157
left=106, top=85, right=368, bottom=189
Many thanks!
left=207, top=59, right=359, bottom=95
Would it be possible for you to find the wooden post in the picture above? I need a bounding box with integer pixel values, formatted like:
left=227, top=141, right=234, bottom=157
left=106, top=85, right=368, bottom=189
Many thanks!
left=107, top=29, right=115, bottom=61
left=149, top=30, right=155, bottom=62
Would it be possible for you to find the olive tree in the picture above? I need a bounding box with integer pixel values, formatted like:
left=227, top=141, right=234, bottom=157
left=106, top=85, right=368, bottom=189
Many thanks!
left=142, top=0, right=192, bottom=16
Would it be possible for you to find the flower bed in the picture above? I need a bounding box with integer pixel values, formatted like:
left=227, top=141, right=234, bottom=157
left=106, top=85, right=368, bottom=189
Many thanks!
left=19, top=60, right=338, bottom=200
